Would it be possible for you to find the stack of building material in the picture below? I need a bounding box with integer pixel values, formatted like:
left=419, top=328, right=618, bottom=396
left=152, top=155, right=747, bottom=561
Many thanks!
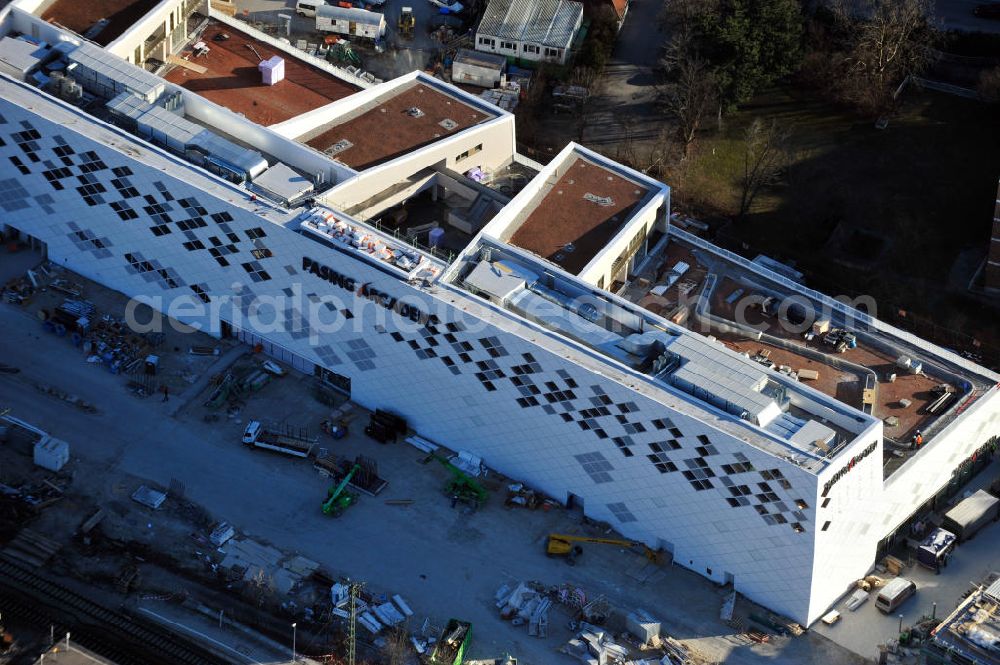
left=562, top=624, right=629, bottom=664
left=627, top=609, right=661, bottom=647
left=3, top=528, right=63, bottom=568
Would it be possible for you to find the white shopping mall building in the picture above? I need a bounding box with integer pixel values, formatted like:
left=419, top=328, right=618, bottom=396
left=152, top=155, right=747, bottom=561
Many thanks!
left=0, top=0, right=997, bottom=627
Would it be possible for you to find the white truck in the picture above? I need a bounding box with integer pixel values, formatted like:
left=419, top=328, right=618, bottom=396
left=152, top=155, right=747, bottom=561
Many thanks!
left=242, top=420, right=317, bottom=458
left=315, top=5, right=386, bottom=39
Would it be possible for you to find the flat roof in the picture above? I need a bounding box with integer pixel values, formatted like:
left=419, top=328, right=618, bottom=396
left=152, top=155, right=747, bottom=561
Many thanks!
left=508, top=153, right=648, bottom=273
left=164, top=22, right=360, bottom=126
left=40, top=0, right=161, bottom=46
left=302, top=81, right=493, bottom=170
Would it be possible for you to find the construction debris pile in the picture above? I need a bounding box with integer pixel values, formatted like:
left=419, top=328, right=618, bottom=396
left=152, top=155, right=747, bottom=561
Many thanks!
left=496, top=581, right=553, bottom=637
left=504, top=481, right=558, bottom=510
left=329, top=581, right=414, bottom=635
left=561, top=614, right=696, bottom=665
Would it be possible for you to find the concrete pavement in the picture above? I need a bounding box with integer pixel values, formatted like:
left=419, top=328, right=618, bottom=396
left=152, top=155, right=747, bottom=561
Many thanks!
left=581, top=0, right=665, bottom=149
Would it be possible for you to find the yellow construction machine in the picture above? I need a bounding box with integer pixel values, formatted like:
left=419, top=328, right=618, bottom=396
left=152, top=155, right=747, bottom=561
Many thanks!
left=545, top=534, right=662, bottom=566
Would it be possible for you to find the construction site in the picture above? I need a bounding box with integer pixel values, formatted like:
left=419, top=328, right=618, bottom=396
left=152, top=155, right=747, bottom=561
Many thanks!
left=619, top=226, right=988, bottom=480
left=0, top=255, right=868, bottom=665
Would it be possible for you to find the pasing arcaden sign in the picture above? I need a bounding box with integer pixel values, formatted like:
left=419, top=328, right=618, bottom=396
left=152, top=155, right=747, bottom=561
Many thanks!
left=822, top=440, right=878, bottom=495
left=302, top=256, right=429, bottom=324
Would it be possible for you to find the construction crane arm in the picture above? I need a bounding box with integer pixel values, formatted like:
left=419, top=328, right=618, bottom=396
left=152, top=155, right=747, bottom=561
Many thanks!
left=546, top=534, right=662, bottom=562
left=322, top=464, right=360, bottom=514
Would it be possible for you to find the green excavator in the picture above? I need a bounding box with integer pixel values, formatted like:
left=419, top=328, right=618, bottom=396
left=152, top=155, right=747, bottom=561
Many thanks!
left=322, top=464, right=360, bottom=517
left=433, top=455, right=488, bottom=508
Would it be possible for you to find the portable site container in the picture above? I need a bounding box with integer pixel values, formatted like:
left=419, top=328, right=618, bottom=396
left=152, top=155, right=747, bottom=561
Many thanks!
left=942, top=490, right=1000, bottom=542
left=451, top=48, right=506, bottom=89
left=316, top=5, right=386, bottom=39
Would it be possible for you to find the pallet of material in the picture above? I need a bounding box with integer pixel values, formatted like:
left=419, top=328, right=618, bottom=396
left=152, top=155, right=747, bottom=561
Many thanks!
left=797, top=369, right=820, bottom=381
left=3, top=528, right=63, bottom=568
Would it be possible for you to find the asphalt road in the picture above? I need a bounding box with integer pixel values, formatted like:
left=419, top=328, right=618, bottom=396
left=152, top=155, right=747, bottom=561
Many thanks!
left=935, top=0, right=1000, bottom=34
left=580, top=0, right=666, bottom=149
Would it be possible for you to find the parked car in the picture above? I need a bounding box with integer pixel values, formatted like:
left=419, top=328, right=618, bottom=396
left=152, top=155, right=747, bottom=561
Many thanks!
left=974, top=3, right=1000, bottom=19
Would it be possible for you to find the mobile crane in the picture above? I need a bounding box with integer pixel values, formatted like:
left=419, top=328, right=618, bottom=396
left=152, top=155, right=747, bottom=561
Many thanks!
left=322, top=464, right=360, bottom=516
left=545, top=533, right=663, bottom=566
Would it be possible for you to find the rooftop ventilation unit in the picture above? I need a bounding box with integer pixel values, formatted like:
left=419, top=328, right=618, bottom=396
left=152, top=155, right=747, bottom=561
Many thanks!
left=406, top=107, right=425, bottom=118
left=439, top=118, right=458, bottom=130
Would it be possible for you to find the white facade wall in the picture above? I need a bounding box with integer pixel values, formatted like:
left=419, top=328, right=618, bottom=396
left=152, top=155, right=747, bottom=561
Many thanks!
left=0, top=91, right=828, bottom=624
left=809, top=428, right=884, bottom=624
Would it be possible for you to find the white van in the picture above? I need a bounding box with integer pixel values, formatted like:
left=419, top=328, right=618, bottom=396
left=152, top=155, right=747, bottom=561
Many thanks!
left=295, top=1, right=322, bottom=16
left=875, top=577, right=916, bottom=613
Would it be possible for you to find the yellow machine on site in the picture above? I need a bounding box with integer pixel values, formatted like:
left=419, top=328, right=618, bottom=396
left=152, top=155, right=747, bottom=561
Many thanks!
left=545, top=534, right=663, bottom=566
left=399, top=7, right=415, bottom=38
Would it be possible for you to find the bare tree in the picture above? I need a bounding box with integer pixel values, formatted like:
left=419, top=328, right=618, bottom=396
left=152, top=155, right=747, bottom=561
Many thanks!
left=737, top=118, right=792, bottom=220
left=978, top=66, right=1000, bottom=104
left=658, top=30, right=717, bottom=156
left=833, top=0, right=934, bottom=116
left=380, top=625, right=410, bottom=665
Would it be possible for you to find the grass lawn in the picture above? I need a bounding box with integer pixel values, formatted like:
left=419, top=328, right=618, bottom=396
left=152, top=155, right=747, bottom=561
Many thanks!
left=674, top=85, right=1000, bottom=354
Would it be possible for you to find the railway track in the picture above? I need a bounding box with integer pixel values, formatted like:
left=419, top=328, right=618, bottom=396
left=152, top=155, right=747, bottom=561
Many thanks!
left=0, top=555, right=233, bottom=665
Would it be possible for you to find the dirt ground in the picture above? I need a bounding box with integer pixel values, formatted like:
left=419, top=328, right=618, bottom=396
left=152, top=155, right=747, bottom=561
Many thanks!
left=164, top=22, right=360, bottom=126
left=41, top=0, right=162, bottom=46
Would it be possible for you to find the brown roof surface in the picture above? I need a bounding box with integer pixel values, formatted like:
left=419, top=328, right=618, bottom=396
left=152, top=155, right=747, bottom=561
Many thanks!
left=608, top=0, right=628, bottom=19
left=41, top=0, right=161, bottom=46
left=164, top=23, right=360, bottom=126
left=509, top=155, right=647, bottom=274
left=304, top=82, right=491, bottom=170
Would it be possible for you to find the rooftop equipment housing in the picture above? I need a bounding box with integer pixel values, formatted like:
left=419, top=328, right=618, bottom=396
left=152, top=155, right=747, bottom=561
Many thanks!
left=106, top=93, right=268, bottom=182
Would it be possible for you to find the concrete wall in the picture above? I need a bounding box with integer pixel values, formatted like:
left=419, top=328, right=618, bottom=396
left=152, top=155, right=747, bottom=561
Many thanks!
left=107, top=0, right=190, bottom=64
left=576, top=194, right=664, bottom=288
left=0, top=92, right=831, bottom=625
left=321, top=115, right=516, bottom=212
left=5, top=7, right=81, bottom=47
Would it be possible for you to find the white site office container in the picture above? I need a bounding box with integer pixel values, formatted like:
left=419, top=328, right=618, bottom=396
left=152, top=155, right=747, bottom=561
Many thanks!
left=34, top=436, right=70, bottom=471
left=316, top=5, right=386, bottom=39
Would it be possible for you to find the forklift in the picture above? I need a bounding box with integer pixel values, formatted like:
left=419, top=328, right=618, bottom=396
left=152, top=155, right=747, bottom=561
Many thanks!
left=322, top=464, right=360, bottom=516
